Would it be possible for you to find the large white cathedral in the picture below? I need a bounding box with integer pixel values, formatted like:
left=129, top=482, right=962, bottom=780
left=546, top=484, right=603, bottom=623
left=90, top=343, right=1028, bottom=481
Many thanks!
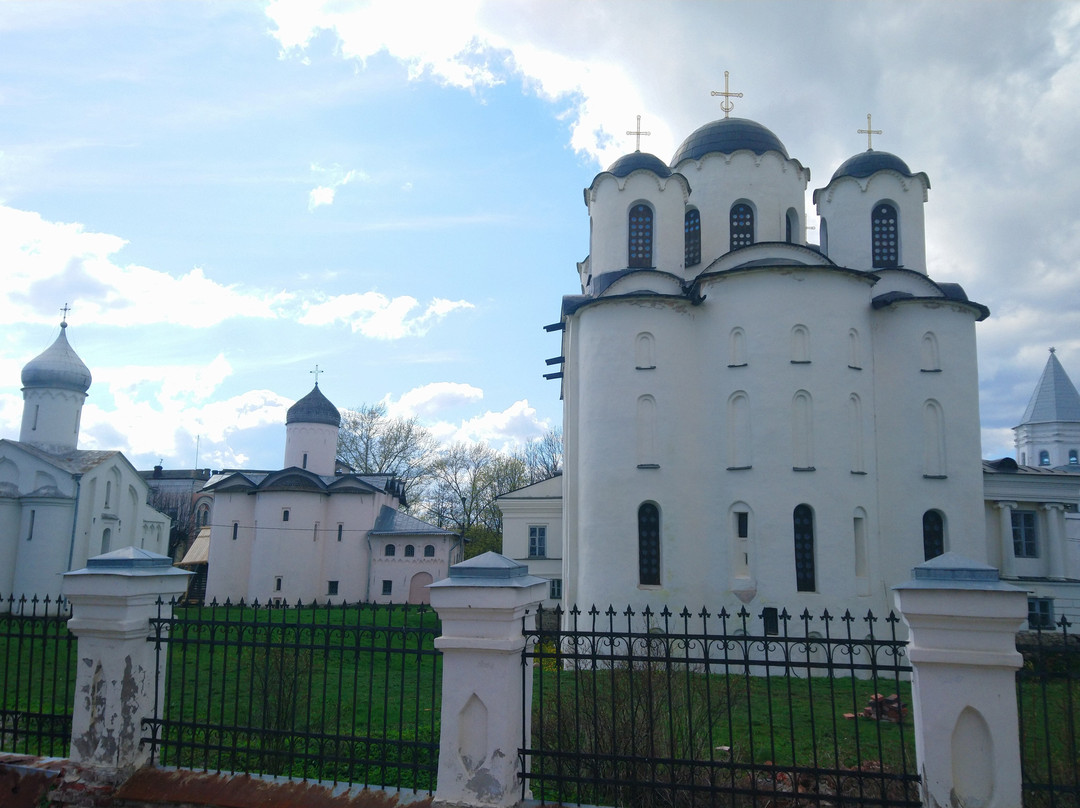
left=0, top=320, right=170, bottom=601
left=528, top=114, right=994, bottom=621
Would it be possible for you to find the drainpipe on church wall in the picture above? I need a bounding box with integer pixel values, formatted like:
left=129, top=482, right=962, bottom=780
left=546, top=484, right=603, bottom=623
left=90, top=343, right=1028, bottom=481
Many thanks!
left=66, top=473, right=82, bottom=572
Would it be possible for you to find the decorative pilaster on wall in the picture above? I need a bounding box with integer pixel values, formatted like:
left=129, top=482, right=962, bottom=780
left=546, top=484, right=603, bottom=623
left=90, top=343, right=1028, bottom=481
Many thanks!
left=62, top=548, right=191, bottom=777
left=894, top=553, right=1027, bottom=808
left=429, top=552, right=548, bottom=808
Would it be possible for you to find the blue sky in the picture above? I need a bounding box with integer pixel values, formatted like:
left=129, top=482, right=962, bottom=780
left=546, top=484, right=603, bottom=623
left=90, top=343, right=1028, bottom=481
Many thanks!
left=2, top=0, right=1079, bottom=470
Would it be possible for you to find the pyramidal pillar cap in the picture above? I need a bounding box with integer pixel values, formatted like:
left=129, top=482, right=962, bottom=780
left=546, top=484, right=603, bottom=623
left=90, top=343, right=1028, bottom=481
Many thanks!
left=429, top=551, right=548, bottom=589
left=65, top=546, right=191, bottom=578
left=893, top=552, right=1021, bottom=592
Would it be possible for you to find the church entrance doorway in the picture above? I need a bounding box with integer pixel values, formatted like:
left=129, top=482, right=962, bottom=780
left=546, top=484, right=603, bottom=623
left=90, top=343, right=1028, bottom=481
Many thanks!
left=409, top=572, right=433, bottom=604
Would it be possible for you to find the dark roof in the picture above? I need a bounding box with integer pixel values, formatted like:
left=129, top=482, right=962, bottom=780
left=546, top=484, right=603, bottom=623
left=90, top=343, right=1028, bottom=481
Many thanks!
left=670, top=118, right=789, bottom=165
left=605, top=151, right=672, bottom=179
left=21, top=323, right=92, bottom=393
left=1020, top=351, right=1080, bottom=425
left=829, top=150, right=920, bottom=183
left=370, top=504, right=455, bottom=536
left=286, top=384, right=340, bottom=427
left=1, top=440, right=119, bottom=474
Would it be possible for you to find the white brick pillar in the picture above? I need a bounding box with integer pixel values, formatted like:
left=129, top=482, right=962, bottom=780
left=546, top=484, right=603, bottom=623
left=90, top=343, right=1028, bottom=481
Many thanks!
left=894, top=552, right=1027, bottom=808
left=429, top=552, right=547, bottom=808
left=62, top=547, right=191, bottom=776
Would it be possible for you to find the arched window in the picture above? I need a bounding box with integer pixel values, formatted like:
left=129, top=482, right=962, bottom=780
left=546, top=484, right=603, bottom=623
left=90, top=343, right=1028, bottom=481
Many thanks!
left=1070, top=450, right=1078, bottom=465
left=729, top=327, right=747, bottom=366
left=684, top=209, right=701, bottom=267
left=792, top=391, right=814, bottom=470
left=872, top=203, right=899, bottom=268
left=635, top=332, right=655, bottom=369
left=922, top=401, right=946, bottom=476
left=730, top=203, right=754, bottom=250
left=637, top=395, right=657, bottom=466
left=405, top=544, right=415, bottom=557
left=385, top=544, right=396, bottom=557
left=791, top=324, right=810, bottom=362
left=793, top=505, right=815, bottom=592
left=727, top=392, right=752, bottom=469
left=923, top=510, right=945, bottom=560
left=638, top=503, right=660, bottom=585
left=424, top=544, right=435, bottom=557
left=101, top=528, right=112, bottom=554
left=921, top=332, right=940, bottom=371
left=1039, top=450, right=1051, bottom=466
left=848, top=329, right=861, bottom=369
left=785, top=208, right=798, bottom=244
left=819, top=217, right=829, bottom=256
left=629, top=204, right=653, bottom=267
left=849, top=394, right=865, bottom=473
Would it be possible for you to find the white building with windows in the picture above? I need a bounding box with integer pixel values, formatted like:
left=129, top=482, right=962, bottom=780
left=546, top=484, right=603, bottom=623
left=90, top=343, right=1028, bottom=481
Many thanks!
left=0, top=319, right=170, bottom=601
left=983, top=349, right=1080, bottom=627
left=497, top=474, right=563, bottom=605
left=203, top=384, right=461, bottom=605
left=534, top=115, right=991, bottom=622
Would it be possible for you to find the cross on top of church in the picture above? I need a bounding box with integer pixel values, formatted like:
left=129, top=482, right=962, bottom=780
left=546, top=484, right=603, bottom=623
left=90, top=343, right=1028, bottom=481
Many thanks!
left=858, top=113, right=883, bottom=151
left=710, top=71, right=743, bottom=118
left=310, top=364, right=323, bottom=385
left=60, top=303, right=71, bottom=328
left=626, top=115, right=651, bottom=152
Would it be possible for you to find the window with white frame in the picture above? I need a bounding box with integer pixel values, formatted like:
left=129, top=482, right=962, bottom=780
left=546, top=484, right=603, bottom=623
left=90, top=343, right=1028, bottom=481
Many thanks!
left=1012, top=510, right=1038, bottom=558
left=1028, top=597, right=1054, bottom=630
left=529, top=525, right=547, bottom=558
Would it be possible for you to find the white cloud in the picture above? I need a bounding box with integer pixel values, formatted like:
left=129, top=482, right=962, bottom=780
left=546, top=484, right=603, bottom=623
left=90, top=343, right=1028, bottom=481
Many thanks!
left=299, top=292, right=473, bottom=339
left=308, top=163, right=368, bottom=210
left=385, top=382, right=484, bottom=418
left=431, top=398, right=551, bottom=450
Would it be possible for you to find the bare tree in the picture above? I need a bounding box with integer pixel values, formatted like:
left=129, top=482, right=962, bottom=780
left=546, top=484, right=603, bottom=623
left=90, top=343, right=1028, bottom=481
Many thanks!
left=337, top=403, right=439, bottom=509
left=147, top=487, right=199, bottom=560
left=516, top=427, right=563, bottom=483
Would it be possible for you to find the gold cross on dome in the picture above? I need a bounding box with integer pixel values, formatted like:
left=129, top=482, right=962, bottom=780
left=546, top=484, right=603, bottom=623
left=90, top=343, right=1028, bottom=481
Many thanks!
left=710, top=71, right=743, bottom=118
left=858, top=113, right=883, bottom=151
left=626, top=115, right=651, bottom=152
left=310, top=364, right=323, bottom=385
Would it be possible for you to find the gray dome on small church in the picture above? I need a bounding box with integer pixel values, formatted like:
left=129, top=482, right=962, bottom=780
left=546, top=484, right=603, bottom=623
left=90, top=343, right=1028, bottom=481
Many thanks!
left=21, top=322, right=92, bottom=394
left=286, top=384, right=341, bottom=427
left=605, top=152, right=672, bottom=179
left=830, top=150, right=920, bottom=183
left=670, top=117, right=789, bottom=165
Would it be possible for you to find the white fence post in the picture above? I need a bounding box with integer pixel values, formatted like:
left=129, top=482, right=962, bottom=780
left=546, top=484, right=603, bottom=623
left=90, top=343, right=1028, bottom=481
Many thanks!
left=894, top=552, right=1027, bottom=808
left=61, top=547, right=190, bottom=777
left=429, top=552, right=547, bottom=808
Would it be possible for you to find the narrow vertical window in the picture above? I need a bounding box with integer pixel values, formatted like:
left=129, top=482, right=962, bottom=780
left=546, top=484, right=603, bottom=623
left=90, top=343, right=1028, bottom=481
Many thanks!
left=1039, top=451, right=1050, bottom=466
left=727, top=392, right=752, bottom=469
left=922, top=401, right=946, bottom=476
left=635, top=332, right=655, bottom=369
left=923, top=510, right=945, bottom=560
left=871, top=203, right=899, bottom=268
left=282, top=509, right=290, bottom=522
left=549, top=579, right=563, bottom=600
left=848, top=394, right=865, bottom=473
left=337, top=523, right=343, bottom=542
left=302, top=452, right=308, bottom=469
left=792, top=391, right=814, bottom=470
left=853, top=512, right=868, bottom=579
left=313, top=522, right=319, bottom=542
left=638, top=503, right=660, bottom=585
left=27, top=510, right=35, bottom=541
left=684, top=209, right=701, bottom=266
left=729, top=327, right=747, bottom=366
left=1070, top=450, right=1078, bottom=465
left=101, top=528, right=112, bottom=555
left=793, top=504, right=815, bottom=592
left=32, top=404, right=39, bottom=430
left=921, top=333, right=940, bottom=371
left=785, top=208, right=798, bottom=244
left=733, top=506, right=750, bottom=578
left=232, top=522, right=238, bottom=541
left=105, top=481, right=112, bottom=509
left=790, top=325, right=810, bottom=362
left=529, top=525, right=547, bottom=558
left=637, top=395, right=657, bottom=466
left=629, top=204, right=653, bottom=267
left=848, top=329, right=861, bottom=369
left=1012, top=511, right=1038, bottom=558
left=275, top=576, right=283, bottom=592
left=819, top=217, right=829, bottom=256
left=730, top=203, right=754, bottom=250
left=382, top=580, right=392, bottom=596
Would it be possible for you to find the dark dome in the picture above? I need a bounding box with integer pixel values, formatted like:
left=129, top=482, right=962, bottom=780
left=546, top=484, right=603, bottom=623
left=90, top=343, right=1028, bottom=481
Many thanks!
left=21, top=323, right=92, bottom=393
left=671, top=118, right=789, bottom=165
left=286, top=385, right=340, bottom=428
left=605, top=151, right=672, bottom=179
left=830, top=150, right=914, bottom=182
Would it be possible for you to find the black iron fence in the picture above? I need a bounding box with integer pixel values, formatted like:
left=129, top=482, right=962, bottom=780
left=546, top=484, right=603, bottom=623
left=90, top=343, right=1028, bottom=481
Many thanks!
left=0, top=593, right=75, bottom=757
left=522, top=604, right=920, bottom=808
left=1017, top=617, right=1080, bottom=807
left=142, top=598, right=441, bottom=791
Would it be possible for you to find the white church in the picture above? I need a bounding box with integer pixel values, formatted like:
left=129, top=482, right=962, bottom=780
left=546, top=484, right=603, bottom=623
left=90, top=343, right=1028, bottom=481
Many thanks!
left=505, top=111, right=997, bottom=623
left=202, top=383, right=462, bottom=605
left=0, top=318, right=170, bottom=601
